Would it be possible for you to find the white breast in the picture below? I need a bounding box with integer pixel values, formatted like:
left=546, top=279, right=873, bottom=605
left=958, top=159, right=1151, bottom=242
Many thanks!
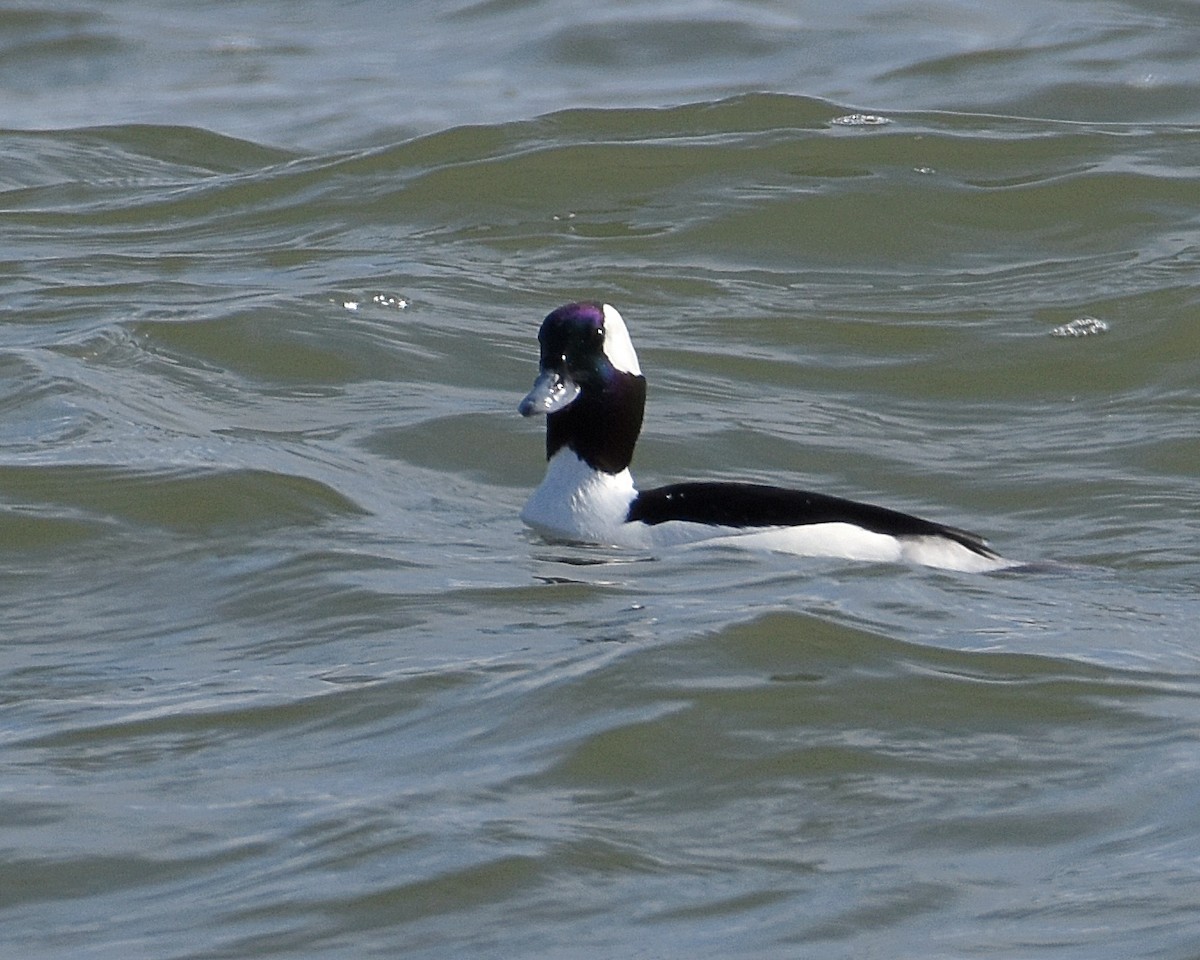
left=521, top=449, right=639, bottom=544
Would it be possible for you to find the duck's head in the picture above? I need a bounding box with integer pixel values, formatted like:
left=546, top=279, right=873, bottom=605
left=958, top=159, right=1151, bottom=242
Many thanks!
left=519, top=302, right=646, bottom=474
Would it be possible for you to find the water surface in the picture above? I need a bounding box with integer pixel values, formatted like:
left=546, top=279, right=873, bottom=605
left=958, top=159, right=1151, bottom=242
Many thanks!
left=3, top=2, right=1200, bottom=958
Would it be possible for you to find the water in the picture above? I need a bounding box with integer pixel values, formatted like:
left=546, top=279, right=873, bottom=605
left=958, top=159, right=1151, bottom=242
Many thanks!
left=3, top=1, right=1200, bottom=957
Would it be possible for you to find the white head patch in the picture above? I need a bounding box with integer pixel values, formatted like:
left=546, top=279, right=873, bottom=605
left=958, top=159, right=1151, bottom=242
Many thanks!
left=601, top=304, right=641, bottom=376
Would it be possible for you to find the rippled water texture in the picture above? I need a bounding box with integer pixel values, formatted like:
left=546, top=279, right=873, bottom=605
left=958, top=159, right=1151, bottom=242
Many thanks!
left=3, top=2, right=1200, bottom=958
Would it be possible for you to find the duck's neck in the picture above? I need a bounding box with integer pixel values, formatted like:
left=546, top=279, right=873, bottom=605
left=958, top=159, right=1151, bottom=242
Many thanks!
left=546, top=373, right=646, bottom=475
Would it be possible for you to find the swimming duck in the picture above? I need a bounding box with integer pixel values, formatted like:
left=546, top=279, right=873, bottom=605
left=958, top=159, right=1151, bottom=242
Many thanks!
left=518, top=302, right=1009, bottom=572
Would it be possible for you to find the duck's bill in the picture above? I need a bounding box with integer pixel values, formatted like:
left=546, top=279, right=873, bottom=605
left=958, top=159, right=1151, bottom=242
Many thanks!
left=518, top=369, right=581, bottom=416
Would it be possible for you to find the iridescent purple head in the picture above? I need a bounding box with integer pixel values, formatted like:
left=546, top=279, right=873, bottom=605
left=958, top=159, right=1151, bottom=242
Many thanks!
left=518, top=302, right=646, bottom=473
left=518, top=302, right=640, bottom=417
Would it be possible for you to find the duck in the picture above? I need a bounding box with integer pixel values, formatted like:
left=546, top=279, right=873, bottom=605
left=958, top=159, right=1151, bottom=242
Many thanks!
left=518, top=301, right=1011, bottom=573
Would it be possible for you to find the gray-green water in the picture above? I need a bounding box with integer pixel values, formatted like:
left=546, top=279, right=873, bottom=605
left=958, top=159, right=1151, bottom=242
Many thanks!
left=3, top=2, right=1200, bottom=957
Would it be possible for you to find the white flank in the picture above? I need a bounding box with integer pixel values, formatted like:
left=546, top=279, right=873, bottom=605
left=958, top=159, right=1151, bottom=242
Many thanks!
left=694, top=525, right=1013, bottom=572
left=600, top=304, right=641, bottom=375
left=897, top=536, right=1016, bottom=573
left=697, top=523, right=906, bottom=563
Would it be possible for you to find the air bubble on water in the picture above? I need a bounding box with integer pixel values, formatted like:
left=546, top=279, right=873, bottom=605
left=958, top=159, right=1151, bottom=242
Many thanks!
left=1050, top=316, right=1109, bottom=337
left=335, top=294, right=408, bottom=311
left=331, top=294, right=411, bottom=312
left=831, top=113, right=891, bottom=127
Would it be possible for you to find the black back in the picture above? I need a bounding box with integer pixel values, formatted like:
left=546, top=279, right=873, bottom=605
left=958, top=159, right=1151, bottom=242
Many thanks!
left=627, top=481, right=997, bottom=558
